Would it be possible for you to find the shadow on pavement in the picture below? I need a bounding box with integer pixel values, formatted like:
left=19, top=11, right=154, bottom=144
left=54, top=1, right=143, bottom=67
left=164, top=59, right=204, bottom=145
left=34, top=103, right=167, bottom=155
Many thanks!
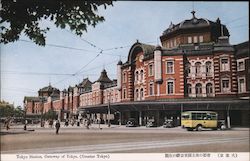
left=0, top=129, right=35, bottom=135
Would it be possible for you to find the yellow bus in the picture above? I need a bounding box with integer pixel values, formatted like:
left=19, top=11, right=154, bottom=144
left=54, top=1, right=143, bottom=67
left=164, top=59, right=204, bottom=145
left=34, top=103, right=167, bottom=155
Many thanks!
left=181, top=111, right=223, bottom=131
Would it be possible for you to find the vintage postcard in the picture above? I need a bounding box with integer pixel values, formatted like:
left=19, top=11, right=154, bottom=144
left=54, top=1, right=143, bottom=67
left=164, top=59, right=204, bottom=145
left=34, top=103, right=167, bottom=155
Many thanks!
left=0, top=1, right=249, bottom=161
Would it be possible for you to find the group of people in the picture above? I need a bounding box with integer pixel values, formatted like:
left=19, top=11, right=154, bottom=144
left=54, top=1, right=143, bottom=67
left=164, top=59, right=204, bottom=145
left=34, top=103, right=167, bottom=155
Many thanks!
left=2, top=117, right=94, bottom=134
left=53, top=118, right=93, bottom=134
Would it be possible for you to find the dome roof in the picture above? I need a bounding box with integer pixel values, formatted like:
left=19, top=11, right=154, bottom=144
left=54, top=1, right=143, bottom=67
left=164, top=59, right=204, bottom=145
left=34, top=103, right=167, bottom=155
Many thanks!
left=163, top=11, right=210, bottom=36
left=160, top=11, right=230, bottom=42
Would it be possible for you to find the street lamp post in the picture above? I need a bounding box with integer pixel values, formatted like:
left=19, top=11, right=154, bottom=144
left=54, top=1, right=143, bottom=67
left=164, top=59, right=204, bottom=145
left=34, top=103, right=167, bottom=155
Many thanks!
left=40, top=97, right=45, bottom=127
left=107, top=92, right=111, bottom=127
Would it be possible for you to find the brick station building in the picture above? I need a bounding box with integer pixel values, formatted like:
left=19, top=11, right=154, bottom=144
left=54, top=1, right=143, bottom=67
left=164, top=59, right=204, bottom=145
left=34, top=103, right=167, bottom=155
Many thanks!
left=24, top=11, right=249, bottom=127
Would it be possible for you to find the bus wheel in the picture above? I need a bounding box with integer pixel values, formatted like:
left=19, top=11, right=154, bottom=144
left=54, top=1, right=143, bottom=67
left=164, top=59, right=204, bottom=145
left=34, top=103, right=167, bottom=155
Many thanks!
left=196, top=125, right=202, bottom=131
left=220, top=125, right=226, bottom=130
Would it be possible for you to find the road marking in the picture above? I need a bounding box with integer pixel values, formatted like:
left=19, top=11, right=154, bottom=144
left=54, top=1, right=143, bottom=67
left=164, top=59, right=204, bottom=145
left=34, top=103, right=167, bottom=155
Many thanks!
left=2, top=137, right=249, bottom=153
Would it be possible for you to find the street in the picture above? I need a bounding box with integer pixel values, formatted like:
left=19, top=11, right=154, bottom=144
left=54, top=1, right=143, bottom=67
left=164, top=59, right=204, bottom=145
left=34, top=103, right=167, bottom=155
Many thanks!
left=1, top=124, right=249, bottom=153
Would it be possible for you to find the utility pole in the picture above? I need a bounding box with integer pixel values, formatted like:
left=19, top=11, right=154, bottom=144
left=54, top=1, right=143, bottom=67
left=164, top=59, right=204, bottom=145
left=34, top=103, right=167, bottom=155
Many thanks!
left=24, top=103, right=27, bottom=130
left=227, top=104, right=231, bottom=129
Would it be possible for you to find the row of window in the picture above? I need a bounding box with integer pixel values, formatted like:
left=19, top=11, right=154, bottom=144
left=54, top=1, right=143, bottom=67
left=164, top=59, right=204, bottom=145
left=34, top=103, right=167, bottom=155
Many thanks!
left=188, top=35, right=204, bottom=44
left=165, top=35, right=205, bottom=48
left=135, top=70, right=144, bottom=82
left=187, top=83, right=213, bottom=97
left=186, top=61, right=213, bottom=76
left=125, top=57, right=245, bottom=83
left=123, top=78, right=246, bottom=99
left=124, top=56, right=246, bottom=84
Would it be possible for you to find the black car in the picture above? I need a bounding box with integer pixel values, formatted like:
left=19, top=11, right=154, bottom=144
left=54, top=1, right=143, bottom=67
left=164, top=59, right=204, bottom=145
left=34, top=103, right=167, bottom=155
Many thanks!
left=146, top=119, right=157, bottom=127
left=163, top=119, right=174, bottom=128
left=126, top=118, right=138, bottom=127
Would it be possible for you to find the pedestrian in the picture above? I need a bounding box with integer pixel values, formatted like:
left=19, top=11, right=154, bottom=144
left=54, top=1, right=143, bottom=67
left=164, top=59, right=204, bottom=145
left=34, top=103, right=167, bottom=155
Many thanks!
left=49, top=119, right=53, bottom=128
left=5, top=117, right=11, bottom=130
left=55, top=120, right=60, bottom=134
left=64, top=119, right=69, bottom=127
left=86, top=118, right=91, bottom=129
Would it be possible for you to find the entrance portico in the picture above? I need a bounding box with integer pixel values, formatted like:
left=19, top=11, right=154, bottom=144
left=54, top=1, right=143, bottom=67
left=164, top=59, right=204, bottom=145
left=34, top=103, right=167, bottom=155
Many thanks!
left=78, top=98, right=249, bottom=127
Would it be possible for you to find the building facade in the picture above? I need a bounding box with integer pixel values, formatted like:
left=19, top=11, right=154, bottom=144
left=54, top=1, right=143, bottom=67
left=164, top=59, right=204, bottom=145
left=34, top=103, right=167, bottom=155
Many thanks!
left=24, top=11, right=249, bottom=126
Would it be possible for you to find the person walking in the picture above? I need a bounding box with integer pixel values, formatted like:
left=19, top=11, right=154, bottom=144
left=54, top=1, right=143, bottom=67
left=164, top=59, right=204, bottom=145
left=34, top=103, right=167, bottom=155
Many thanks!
left=55, top=120, right=60, bottom=134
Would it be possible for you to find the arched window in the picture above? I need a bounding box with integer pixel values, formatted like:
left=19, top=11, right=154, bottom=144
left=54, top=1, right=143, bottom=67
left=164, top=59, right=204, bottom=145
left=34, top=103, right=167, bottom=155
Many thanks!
left=148, top=64, right=154, bottom=76
left=135, top=71, right=139, bottom=81
left=140, top=70, right=143, bottom=81
left=206, top=83, right=213, bottom=97
left=206, top=61, right=212, bottom=76
left=187, top=84, right=192, bottom=96
left=135, top=89, right=139, bottom=100
left=140, top=88, right=144, bottom=100
left=195, top=83, right=202, bottom=97
left=195, top=62, right=202, bottom=76
left=186, top=62, right=191, bottom=76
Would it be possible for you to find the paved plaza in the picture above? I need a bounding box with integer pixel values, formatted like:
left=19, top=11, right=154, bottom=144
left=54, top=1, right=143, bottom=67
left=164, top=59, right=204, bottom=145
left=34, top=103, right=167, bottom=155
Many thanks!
left=1, top=123, right=249, bottom=153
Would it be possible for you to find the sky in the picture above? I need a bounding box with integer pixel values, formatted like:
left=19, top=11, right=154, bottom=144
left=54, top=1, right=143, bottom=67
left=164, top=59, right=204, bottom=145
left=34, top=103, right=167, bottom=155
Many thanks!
left=1, top=1, right=249, bottom=107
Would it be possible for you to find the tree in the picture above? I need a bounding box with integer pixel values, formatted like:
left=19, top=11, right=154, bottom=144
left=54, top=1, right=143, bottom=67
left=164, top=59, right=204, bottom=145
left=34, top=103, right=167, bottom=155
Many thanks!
left=0, top=105, right=14, bottom=117
left=0, top=103, right=24, bottom=118
left=0, top=0, right=113, bottom=46
left=44, top=109, right=57, bottom=120
left=13, top=106, right=25, bottom=118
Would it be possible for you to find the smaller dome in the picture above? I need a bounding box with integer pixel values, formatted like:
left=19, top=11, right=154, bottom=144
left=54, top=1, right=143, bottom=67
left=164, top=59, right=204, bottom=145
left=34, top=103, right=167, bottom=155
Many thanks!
left=117, top=60, right=122, bottom=65
left=96, top=69, right=112, bottom=83
left=155, top=45, right=162, bottom=50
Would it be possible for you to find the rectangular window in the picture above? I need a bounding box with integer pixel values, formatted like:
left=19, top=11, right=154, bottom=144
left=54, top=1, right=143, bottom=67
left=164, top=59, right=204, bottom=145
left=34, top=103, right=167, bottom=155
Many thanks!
left=123, top=88, right=126, bottom=99
left=166, top=61, right=174, bottom=74
left=238, top=78, right=245, bottom=93
left=123, top=73, right=126, bottom=83
left=222, top=79, right=230, bottom=92
left=148, top=64, right=154, bottom=76
left=193, top=36, right=198, bottom=43
left=167, top=81, right=174, bottom=94
left=199, top=36, right=204, bottom=43
left=220, top=58, right=230, bottom=71
left=188, top=36, right=192, bottom=43
left=149, top=83, right=154, bottom=96
left=238, top=61, right=245, bottom=71
left=174, top=39, right=177, bottom=47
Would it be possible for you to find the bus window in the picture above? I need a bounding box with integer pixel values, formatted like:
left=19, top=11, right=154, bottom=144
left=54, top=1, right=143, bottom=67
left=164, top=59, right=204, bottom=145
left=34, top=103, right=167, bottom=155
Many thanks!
left=210, top=113, right=217, bottom=120
left=191, top=113, right=196, bottom=120
left=182, top=114, right=190, bottom=120
left=196, top=113, right=203, bottom=120
left=207, top=114, right=211, bottom=120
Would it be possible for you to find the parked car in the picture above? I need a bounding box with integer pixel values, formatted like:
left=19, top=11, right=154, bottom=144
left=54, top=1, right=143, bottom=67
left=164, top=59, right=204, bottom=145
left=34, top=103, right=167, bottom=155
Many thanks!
left=146, top=119, right=157, bottom=127
left=126, top=118, right=138, bottom=127
left=163, top=119, right=174, bottom=128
